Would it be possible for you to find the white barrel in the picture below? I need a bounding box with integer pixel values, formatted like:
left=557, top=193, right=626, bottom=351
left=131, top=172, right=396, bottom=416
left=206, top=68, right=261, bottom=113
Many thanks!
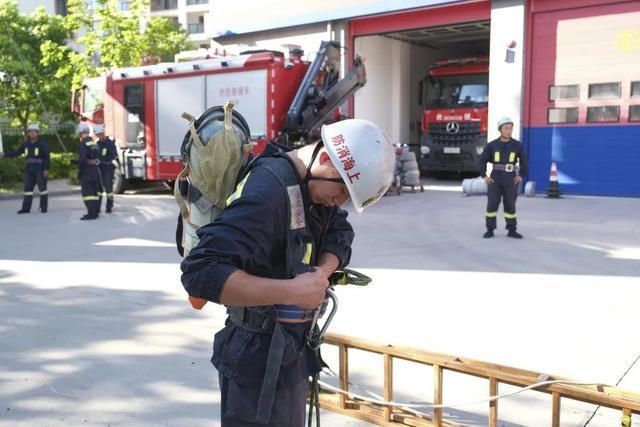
left=400, top=151, right=416, bottom=162
left=471, top=177, right=488, bottom=195
left=403, top=170, right=421, bottom=186
left=525, top=181, right=537, bottom=197
left=462, top=179, right=473, bottom=195
left=402, top=160, right=419, bottom=172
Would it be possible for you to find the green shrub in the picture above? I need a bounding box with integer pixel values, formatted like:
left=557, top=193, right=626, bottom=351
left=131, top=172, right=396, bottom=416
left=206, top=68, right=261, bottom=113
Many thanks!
left=0, top=152, right=77, bottom=184
left=0, top=157, right=26, bottom=182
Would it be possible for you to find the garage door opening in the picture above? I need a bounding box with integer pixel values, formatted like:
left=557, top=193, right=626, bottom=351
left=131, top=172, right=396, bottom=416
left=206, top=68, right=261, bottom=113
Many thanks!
left=353, top=20, right=490, bottom=179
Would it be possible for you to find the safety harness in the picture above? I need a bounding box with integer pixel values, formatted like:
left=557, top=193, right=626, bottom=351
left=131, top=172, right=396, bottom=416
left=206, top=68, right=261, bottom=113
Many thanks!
left=174, top=103, right=372, bottom=425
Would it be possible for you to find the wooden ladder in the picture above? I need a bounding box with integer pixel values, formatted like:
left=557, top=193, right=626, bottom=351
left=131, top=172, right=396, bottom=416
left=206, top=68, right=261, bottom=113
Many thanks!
left=317, top=333, right=640, bottom=426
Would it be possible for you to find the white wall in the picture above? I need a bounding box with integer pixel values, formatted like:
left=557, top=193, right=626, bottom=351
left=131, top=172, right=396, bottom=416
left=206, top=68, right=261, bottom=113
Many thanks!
left=354, top=35, right=413, bottom=145
left=17, top=0, right=56, bottom=15
left=487, top=0, right=525, bottom=140
left=355, top=36, right=489, bottom=146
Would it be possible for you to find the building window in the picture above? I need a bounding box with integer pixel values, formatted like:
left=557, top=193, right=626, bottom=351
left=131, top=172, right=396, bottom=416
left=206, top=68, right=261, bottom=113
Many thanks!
left=55, top=0, right=67, bottom=15
left=632, top=82, right=640, bottom=98
left=119, top=1, right=131, bottom=11
left=549, top=84, right=579, bottom=101
left=151, top=0, right=178, bottom=11
left=188, top=23, right=205, bottom=34
left=548, top=108, right=579, bottom=124
left=187, top=0, right=208, bottom=4
left=587, top=106, right=619, bottom=123
left=588, top=82, right=621, bottom=99
left=630, top=105, right=640, bottom=122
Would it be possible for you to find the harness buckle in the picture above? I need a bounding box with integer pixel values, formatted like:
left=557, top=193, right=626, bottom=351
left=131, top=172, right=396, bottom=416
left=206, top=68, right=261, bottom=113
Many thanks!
left=505, top=164, right=515, bottom=172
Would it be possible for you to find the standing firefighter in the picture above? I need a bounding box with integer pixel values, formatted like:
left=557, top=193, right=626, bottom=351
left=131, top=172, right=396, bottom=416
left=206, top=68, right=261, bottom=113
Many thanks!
left=77, top=122, right=101, bottom=220
left=94, top=124, right=117, bottom=213
left=0, top=124, right=50, bottom=214
left=479, top=117, right=528, bottom=239
left=181, top=118, right=395, bottom=426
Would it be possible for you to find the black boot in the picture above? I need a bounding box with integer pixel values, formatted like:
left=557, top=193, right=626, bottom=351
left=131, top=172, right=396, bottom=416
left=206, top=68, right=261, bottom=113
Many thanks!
left=17, top=209, right=30, bottom=214
left=483, top=230, right=494, bottom=238
left=81, top=214, right=98, bottom=221
left=508, top=229, right=523, bottom=239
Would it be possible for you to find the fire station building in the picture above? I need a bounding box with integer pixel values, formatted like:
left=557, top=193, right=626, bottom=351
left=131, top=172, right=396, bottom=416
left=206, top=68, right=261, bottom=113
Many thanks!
left=213, top=0, right=640, bottom=197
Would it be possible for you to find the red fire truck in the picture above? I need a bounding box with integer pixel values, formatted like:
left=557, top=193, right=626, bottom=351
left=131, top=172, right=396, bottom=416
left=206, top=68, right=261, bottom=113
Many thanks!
left=418, top=56, right=489, bottom=175
left=72, top=42, right=365, bottom=193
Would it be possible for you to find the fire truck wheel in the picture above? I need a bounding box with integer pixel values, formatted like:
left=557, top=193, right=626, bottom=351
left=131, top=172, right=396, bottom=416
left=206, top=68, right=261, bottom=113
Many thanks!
left=113, top=169, right=127, bottom=194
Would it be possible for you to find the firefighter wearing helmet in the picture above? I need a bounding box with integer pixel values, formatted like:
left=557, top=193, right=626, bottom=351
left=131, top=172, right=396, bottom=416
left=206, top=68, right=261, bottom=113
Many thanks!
left=181, top=118, right=394, bottom=426
left=77, top=122, right=102, bottom=220
left=0, top=123, right=50, bottom=214
left=93, top=124, right=117, bottom=213
left=478, top=117, right=528, bottom=239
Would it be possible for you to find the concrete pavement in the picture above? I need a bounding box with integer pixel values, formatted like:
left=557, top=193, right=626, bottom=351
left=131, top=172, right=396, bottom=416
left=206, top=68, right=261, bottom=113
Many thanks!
left=0, top=184, right=639, bottom=426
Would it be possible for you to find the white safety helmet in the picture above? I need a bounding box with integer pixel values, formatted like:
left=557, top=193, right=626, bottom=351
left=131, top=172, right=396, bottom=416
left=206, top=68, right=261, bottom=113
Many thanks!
left=321, top=119, right=395, bottom=213
left=27, top=123, right=40, bottom=132
left=93, top=124, right=105, bottom=135
left=77, top=122, right=92, bottom=135
left=497, top=117, right=514, bottom=130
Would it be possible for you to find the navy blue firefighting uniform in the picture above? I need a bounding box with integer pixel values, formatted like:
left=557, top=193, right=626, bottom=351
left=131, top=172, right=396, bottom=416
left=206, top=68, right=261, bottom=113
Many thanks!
left=4, top=138, right=50, bottom=212
left=97, top=136, right=117, bottom=213
left=478, top=138, right=528, bottom=231
left=181, top=144, right=354, bottom=426
left=78, top=136, right=102, bottom=218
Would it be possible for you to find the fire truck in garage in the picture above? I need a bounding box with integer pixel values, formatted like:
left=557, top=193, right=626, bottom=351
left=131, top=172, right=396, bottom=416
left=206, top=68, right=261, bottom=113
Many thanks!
left=418, top=55, right=489, bottom=175
left=71, top=42, right=366, bottom=193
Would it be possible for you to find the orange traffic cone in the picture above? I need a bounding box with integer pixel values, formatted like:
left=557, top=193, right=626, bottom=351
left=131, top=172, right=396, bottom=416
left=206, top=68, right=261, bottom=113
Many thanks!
left=546, top=161, right=562, bottom=198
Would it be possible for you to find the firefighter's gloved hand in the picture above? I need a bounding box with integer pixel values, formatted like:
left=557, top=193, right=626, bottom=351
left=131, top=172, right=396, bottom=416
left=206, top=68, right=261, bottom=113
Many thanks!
left=289, top=269, right=328, bottom=310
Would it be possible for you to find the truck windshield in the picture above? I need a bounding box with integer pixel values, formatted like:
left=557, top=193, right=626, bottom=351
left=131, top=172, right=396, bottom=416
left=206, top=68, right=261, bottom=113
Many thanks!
left=423, top=73, right=488, bottom=108
left=83, top=78, right=104, bottom=114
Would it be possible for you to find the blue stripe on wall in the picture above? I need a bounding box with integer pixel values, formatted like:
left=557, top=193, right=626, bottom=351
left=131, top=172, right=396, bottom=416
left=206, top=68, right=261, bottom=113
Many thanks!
left=523, top=125, right=640, bottom=197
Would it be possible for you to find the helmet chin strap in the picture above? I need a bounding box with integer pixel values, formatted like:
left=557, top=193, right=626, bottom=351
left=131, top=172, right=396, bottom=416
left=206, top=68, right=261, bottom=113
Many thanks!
left=303, top=141, right=325, bottom=186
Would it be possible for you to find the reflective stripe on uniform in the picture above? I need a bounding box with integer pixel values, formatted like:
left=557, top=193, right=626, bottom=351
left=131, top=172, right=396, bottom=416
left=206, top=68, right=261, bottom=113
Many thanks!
left=102, top=148, right=108, bottom=156
left=303, top=243, right=313, bottom=265
left=35, top=147, right=40, bottom=156
left=509, top=152, right=516, bottom=163
left=485, top=212, right=498, bottom=218
left=505, top=213, right=517, bottom=219
left=85, top=141, right=97, bottom=146
left=225, top=172, right=252, bottom=206
left=107, top=192, right=114, bottom=199
left=24, top=192, right=34, bottom=196
left=40, top=191, right=48, bottom=195
left=83, top=196, right=100, bottom=201
left=494, top=152, right=500, bottom=163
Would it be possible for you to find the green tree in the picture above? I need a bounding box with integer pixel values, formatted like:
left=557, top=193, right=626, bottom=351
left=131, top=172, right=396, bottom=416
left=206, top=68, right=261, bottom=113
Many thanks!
left=63, top=0, right=194, bottom=87
left=0, top=1, right=76, bottom=134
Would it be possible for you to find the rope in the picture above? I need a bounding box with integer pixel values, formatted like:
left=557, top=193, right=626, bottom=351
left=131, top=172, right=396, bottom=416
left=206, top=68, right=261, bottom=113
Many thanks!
left=308, top=373, right=321, bottom=427
left=330, top=268, right=372, bottom=287
left=316, top=378, right=606, bottom=410
left=307, top=269, right=371, bottom=426
left=583, top=352, right=640, bottom=426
